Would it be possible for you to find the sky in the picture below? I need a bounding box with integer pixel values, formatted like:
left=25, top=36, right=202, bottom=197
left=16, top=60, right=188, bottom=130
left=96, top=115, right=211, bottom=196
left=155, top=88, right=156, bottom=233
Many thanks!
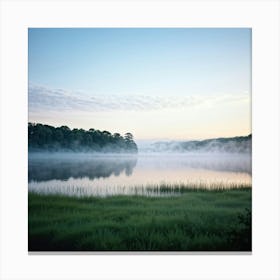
left=28, top=28, right=251, bottom=141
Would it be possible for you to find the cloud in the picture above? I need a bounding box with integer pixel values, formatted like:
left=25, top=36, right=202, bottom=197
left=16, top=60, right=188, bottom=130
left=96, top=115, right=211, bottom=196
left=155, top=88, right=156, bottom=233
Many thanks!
left=29, top=84, right=203, bottom=113
left=28, top=84, right=249, bottom=114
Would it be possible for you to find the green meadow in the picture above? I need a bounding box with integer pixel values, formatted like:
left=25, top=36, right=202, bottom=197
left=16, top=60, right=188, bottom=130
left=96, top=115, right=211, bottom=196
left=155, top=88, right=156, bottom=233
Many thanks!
left=28, top=186, right=251, bottom=251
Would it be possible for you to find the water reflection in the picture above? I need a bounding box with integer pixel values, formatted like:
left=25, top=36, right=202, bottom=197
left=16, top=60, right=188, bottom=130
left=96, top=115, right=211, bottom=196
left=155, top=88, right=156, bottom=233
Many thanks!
left=28, top=155, right=138, bottom=182
left=28, top=153, right=251, bottom=197
left=136, top=153, right=251, bottom=174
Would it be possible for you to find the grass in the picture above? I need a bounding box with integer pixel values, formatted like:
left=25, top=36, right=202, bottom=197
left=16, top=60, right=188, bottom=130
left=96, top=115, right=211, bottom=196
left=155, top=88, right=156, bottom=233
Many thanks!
left=28, top=186, right=251, bottom=251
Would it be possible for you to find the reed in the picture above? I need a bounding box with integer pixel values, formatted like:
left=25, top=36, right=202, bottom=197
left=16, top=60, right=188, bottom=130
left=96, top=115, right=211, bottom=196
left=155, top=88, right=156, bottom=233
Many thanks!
left=29, top=186, right=251, bottom=251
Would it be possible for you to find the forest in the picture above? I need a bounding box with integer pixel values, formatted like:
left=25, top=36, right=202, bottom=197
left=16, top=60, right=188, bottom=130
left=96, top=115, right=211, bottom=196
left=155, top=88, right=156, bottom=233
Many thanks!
left=150, top=134, right=252, bottom=153
left=28, top=123, right=138, bottom=153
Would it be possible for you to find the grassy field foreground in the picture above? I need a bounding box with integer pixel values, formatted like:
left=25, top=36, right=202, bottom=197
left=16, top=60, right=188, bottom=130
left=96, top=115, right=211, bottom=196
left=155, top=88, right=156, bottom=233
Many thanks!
left=28, top=188, right=251, bottom=251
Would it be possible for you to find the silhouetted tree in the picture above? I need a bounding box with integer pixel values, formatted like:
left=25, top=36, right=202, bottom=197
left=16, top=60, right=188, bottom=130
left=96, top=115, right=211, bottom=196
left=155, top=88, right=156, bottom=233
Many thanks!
left=28, top=123, right=138, bottom=153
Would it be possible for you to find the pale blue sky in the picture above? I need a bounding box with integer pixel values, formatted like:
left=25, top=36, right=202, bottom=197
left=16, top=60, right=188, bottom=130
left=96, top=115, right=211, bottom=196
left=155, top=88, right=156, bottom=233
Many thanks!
left=28, top=28, right=251, bottom=140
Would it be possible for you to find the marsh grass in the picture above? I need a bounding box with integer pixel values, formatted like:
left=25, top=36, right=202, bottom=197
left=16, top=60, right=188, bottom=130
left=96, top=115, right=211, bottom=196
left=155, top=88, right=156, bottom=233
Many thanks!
left=144, top=182, right=251, bottom=195
left=28, top=185, right=251, bottom=251
left=29, top=181, right=251, bottom=197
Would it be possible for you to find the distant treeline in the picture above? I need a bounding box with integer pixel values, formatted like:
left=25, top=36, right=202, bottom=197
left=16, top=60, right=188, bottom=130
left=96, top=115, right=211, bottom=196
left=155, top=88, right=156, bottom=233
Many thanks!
left=150, top=134, right=252, bottom=153
left=28, top=123, right=138, bottom=153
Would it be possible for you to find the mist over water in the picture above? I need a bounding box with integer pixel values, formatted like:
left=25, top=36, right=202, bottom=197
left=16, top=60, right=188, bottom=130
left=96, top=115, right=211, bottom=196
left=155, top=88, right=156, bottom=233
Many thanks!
left=28, top=151, right=251, bottom=197
left=28, top=153, right=138, bottom=182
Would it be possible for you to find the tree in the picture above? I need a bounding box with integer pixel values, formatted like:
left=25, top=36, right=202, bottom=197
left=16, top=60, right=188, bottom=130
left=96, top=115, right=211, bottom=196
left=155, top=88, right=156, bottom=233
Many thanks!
left=28, top=123, right=138, bottom=153
left=124, top=132, right=133, bottom=142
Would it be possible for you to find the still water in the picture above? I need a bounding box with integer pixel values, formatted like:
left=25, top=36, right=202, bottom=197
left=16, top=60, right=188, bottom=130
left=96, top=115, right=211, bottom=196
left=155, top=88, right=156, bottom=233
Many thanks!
left=28, top=153, right=251, bottom=197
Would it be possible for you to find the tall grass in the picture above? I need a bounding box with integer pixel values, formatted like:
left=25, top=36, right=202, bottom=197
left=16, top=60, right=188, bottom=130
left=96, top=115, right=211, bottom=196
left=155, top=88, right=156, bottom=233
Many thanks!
left=28, top=181, right=251, bottom=197
left=29, top=186, right=251, bottom=251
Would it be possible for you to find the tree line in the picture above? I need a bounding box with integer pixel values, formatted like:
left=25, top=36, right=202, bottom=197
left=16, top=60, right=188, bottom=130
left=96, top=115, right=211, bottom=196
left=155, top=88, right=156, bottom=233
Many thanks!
left=151, top=134, right=251, bottom=153
left=28, top=123, right=138, bottom=153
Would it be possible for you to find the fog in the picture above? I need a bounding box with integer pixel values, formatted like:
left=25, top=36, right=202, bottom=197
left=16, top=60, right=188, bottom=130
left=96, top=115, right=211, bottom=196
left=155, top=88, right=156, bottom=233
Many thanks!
left=28, top=134, right=251, bottom=196
left=28, top=151, right=251, bottom=197
left=137, top=136, right=251, bottom=154
left=29, top=153, right=138, bottom=182
left=135, top=152, right=251, bottom=174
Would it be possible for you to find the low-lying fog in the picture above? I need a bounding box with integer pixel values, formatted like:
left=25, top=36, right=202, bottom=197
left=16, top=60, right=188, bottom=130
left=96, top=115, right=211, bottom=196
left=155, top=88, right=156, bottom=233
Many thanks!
left=28, top=151, right=251, bottom=197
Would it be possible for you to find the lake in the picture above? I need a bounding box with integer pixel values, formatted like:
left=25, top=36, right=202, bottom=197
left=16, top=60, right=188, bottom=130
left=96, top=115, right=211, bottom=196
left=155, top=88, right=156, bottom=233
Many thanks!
left=28, top=153, right=251, bottom=197
left=28, top=153, right=252, bottom=196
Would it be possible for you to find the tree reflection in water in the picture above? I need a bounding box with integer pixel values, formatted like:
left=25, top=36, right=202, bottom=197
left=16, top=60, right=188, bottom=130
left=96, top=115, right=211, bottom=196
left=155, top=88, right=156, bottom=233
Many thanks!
left=28, top=155, right=138, bottom=182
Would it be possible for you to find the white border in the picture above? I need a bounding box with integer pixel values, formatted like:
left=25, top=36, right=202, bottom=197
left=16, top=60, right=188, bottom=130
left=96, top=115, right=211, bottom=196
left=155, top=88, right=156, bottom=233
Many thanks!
left=0, top=0, right=279, bottom=279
